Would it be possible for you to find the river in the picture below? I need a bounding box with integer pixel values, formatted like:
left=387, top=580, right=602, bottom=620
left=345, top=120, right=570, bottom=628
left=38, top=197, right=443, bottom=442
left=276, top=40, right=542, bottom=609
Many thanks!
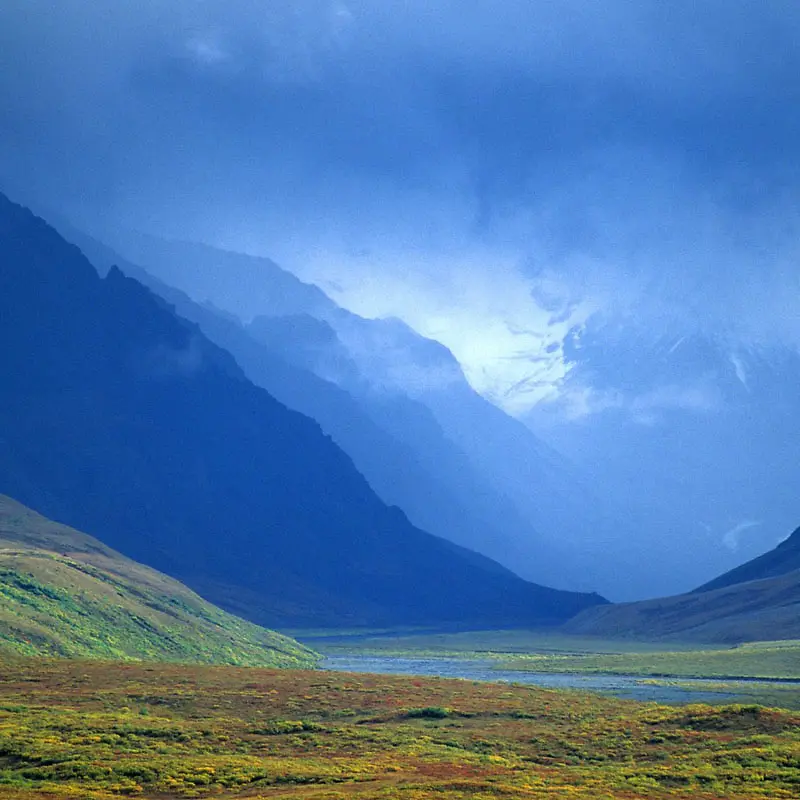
left=322, top=655, right=740, bottom=704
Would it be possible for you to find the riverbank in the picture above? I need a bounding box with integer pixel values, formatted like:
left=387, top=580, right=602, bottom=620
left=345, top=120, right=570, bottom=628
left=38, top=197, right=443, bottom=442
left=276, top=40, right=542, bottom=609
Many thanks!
left=297, top=629, right=800, bottom=709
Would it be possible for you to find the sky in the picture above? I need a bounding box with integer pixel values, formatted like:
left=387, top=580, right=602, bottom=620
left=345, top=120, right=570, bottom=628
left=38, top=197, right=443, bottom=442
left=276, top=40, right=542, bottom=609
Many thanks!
left=1, top=0, right=799, bottom=413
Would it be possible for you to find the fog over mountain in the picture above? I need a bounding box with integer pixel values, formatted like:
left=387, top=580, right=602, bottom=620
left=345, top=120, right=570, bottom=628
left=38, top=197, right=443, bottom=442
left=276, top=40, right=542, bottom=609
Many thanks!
left=1, top=2, right=799, bottom=599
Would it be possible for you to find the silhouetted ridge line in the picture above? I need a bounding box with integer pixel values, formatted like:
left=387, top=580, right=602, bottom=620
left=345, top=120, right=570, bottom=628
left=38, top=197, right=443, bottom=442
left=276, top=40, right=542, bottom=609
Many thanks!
left=0, top=191, right=606, bottom=628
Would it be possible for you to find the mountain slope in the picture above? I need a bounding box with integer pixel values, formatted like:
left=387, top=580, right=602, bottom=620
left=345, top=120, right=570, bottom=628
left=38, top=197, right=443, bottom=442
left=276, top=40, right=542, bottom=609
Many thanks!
left=0, top=192, right=605, bottom=628
left=696, top=526, right=800, bottom=593
left=0, top=495, right=317, bottom=665
left=61, top=228, right=529, bottom=571
left=564, top=525, right=800, bottom=643
left=98, top=230, right=626, bottom=594
left=63, top=224, right=554, bottom=581
left=564, top=568, right=800, bottom=643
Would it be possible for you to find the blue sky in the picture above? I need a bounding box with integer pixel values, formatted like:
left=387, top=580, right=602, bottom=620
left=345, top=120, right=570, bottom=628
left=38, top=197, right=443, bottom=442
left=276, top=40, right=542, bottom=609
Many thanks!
left=1, top=0, right=799, bottom=412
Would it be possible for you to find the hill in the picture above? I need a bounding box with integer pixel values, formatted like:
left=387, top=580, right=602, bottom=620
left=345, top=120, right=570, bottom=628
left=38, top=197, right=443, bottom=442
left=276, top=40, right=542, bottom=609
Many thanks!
left=0, top=495, right=317, bottom=665
left=562, top=522, right=800, bottom=644
left=695, top=525, right=800, bottom=592
left=564, top=566, right=800, bottom=643
left=0, top=192, right=605, bottom=628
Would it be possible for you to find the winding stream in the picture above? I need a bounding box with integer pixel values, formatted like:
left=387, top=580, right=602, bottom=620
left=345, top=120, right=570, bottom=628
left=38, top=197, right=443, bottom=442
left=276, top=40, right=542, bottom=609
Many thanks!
left=322, top=655, right=741, bottom=704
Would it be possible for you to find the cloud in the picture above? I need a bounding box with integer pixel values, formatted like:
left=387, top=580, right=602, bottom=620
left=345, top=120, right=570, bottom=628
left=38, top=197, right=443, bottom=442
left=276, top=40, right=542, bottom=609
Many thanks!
left=1, top=1, right=799, bottom=413
left=722, top=520, right=762, bottom=552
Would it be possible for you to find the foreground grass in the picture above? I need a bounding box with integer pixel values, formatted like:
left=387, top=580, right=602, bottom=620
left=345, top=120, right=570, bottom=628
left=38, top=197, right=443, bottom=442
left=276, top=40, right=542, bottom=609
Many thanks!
left=0, top=657, right=798, bottom=799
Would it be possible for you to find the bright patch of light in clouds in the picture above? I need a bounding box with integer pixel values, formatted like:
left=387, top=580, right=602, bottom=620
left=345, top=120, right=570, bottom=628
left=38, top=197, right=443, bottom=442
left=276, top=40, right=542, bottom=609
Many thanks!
left=298, top=247, right=594, bottom=413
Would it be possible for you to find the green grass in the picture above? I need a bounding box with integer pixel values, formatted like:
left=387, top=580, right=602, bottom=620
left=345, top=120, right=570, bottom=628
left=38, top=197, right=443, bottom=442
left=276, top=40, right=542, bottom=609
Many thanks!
left=0, top=656, right=798, bottom=799
left=497, top=640, right=800, bottom=681
left=298, top=628, right=727, bottom=657
left=0, top=495, right=318, bottom=668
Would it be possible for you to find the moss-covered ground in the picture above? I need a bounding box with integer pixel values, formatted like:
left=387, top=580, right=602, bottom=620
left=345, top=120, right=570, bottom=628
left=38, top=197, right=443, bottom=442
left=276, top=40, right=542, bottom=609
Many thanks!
left=0, top=656, right=798, bottom=799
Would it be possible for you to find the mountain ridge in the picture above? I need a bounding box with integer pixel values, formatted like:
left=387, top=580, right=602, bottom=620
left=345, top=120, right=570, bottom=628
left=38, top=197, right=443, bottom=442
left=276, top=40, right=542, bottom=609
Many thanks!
left=695, top=526, right=800, bottom=593
left=0, top=191, right=605, bottom=629
left=96, top=228, right=644, bottom=596
left=52, top=220, right=555, bottom=584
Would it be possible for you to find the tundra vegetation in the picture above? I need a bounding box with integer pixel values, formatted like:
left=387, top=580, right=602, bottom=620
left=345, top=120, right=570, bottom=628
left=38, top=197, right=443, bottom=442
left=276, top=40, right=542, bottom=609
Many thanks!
left=0, top=657, right=798, bottom=799
left=0, top=495, right=317, bottom=668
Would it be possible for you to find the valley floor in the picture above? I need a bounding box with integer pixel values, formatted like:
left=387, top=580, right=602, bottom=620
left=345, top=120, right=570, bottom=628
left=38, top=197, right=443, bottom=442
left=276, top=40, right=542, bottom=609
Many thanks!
left=0, top=656, right=798, bottom=799
left=301, top=629, right=800, bottom=707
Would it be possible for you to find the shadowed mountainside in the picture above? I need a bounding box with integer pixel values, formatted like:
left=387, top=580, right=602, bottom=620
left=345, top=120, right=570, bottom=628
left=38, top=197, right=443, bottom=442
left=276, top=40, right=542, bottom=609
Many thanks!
left=0, top=192, right=605, bottom=628
left=58, top=226, right=536, bottom=573
left=0, top=494, right=317, bottom=666
left=98, top=229, right=651, bottom=597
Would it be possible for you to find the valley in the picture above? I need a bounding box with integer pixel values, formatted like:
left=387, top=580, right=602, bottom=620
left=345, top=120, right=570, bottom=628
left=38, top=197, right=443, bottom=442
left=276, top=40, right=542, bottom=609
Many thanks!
left=306, top=629, right=800, bottom=709
left=2, top=6, right=799, bottom=799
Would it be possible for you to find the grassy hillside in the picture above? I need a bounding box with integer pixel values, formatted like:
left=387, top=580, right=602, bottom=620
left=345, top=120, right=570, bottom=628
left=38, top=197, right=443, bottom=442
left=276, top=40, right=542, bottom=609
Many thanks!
left=564, top=568, right=800, bottom=643
left=0, top=657, right=798, bottom=799
left=0, top=495, right=318, bottom=667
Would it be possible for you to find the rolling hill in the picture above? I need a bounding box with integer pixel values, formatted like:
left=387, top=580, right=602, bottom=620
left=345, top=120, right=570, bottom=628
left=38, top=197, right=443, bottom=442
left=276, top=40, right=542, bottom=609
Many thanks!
left=696, top=525, right=800, bottom=592
left=0, top=191, right=605, bottom=629
left=0, top=494, right=317, bottom=665
left=564, top=527, right=800, bottom=643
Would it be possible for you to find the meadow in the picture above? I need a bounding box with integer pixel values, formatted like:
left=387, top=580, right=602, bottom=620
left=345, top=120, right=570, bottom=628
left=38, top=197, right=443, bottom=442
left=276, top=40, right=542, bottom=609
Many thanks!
left=0, top=656, right=798, bottom=799
left=497, top=640, right=800, bottom=681
left=297, top=628, right=731, bottom=656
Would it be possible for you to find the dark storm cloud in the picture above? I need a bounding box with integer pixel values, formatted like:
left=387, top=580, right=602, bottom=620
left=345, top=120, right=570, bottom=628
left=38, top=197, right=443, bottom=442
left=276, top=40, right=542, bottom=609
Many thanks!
left=3, top=1, right=799, bottom=208
left=1, top=1, right=798, bottom=368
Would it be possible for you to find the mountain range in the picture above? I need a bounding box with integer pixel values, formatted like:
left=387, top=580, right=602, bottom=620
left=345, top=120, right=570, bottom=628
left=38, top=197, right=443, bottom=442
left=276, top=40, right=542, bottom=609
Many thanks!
left=88, top=227, right=663, bottom=598
left=0, top=192, right=605, bottom=630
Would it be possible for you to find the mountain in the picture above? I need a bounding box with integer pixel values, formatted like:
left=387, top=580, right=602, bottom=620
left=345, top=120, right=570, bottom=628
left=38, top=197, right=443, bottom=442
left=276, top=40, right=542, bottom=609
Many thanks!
left=97, top=229, right=644, bottom=596
left=0, top=192, right=605, bottom=628
left=58, top=227, right=533, bottom=572
left=564, top=570, right=800, bottom=644
left=0, top=494, right=317, bottom=666
left=89, top=227, right=800, bottom=599
left=564, top=525, right=800, bottom=643
left=64, top=225, right=562, bottom=583
left=696, top=526, right=800, bottom=592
